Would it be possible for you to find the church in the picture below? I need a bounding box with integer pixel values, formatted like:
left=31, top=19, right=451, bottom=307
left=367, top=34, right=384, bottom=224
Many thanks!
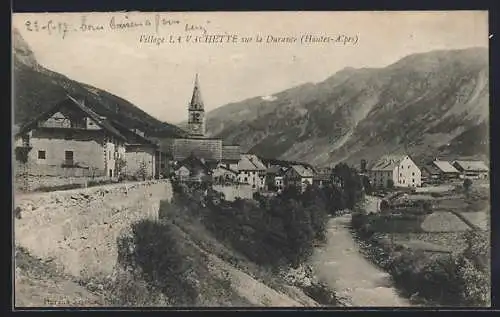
left=159, top=74, right=241, bottom=170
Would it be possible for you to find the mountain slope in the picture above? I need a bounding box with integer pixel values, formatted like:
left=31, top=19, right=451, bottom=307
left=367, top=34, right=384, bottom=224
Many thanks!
left=206, top=47, right=489, bottom=166
left=12, top=28, right=187, bottom=138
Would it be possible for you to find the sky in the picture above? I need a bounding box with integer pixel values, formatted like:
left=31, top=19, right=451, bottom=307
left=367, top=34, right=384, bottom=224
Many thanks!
left=12, top=11, right=488, bottom=124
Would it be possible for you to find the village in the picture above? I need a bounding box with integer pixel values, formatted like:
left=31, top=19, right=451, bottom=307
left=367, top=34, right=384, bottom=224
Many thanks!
left=13, top=73, right=491, bottom=308
left=13, top=74, right=489, bottom=199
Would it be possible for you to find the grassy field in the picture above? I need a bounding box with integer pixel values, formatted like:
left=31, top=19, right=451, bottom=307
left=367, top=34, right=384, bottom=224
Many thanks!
left=420, top=211, right=471, bottom=232
left=385, top=232, right=468, bottom=254
left=370, top=182, right=490, bottom=254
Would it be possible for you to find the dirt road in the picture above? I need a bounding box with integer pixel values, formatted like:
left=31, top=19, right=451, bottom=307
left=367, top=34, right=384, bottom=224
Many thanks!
left=310, top=214, right=411, bottom=307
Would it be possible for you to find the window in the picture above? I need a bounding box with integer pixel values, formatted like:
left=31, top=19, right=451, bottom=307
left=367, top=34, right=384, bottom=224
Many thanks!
left=408, top=165, right=410, bottom=169
left=244, top=177, right=248, bottom=182
left=38, top=150, right=46, bottom=159
left=401, top=165, right=404, bottom=169
left=22, top=135, right=30, bottom=147
left=108, top=151, right=111, bottom=160
left=65, top=151, right=74, bottom=164
left=412, top=179, right=415, bottom=183
left=412, top=172, right=415, bottom=176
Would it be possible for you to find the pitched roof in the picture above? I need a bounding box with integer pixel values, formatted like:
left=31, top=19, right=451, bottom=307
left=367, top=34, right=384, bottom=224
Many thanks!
left=432, top=160, right=459, bottom=174
left=266, top=166, right=281, bottom=174
left=290, top=165, right=314, bottom=177
left=16, top=95, right=126, bottom=141
left=189, top=73, right=204, bottom=110
left=422, top=164, right=441, bottom=175
left=453, top=160, right=489, bottom=172
left=222, top=145, right=241, bottom=161
left=176, top=154, right=211, bottom=174
left=171, top=138, right=223, bottom=162
left=109, top=119, right=157, bottom=146
left=238, top=154, right=267, bottom=171
left=214, top=165, right=238, bottom=175
left=313, top=173, right=331, bottom=181
left=369, top=155, right=408, bottom=171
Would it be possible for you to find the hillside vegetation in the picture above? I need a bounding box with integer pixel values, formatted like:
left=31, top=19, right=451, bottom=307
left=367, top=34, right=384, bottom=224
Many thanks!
left=206, top=48, right=489, bottom=166
left=107, top=165, right=365, bottom=307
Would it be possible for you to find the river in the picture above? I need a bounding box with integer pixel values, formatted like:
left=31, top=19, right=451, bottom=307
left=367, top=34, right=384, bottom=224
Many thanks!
left=309, top=209, right=411, bottom=307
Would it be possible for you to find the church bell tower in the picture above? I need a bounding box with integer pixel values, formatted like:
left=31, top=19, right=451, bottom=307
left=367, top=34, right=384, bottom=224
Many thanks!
left=187, top=73, right=206, bottom=137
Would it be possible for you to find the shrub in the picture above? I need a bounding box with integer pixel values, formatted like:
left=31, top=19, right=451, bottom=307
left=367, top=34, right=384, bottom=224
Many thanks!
left=380, top=199, right=391, bottom=212
left=351, top=215, right=491, bottom=306
left=303, top=281, right=339, bottom=306
left=117, top=220, right=201, bottom=305
left=171, top=179, right=335, bottom=270
left=463, top=179, right=473, bottom=192
left=102, top=268, right=169, bottom=306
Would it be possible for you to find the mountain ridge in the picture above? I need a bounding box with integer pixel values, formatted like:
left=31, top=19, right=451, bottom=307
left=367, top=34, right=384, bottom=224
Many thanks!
left=205, top=47, right=489, bottom=167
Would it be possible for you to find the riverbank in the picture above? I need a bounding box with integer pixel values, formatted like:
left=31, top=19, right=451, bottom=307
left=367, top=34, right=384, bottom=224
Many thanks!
left=310, top=214, right=411, bottom=307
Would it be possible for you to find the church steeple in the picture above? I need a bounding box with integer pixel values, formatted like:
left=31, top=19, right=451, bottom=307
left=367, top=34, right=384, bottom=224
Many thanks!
left=189, top=73, right=204, bottom=111
left=187, top=73, right=206, bottom=137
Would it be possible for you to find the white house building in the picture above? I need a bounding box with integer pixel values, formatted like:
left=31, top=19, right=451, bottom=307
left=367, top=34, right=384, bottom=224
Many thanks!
left=368, top=155, right=421, bottom=188
left=237, top=154, right=267, bottom=190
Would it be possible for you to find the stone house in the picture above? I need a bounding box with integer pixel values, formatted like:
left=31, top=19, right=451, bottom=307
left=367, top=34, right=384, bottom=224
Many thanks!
left=368, top=154, right=422, bottom=188
left=313, top=167, right=333, bottom=188
left=421, top=164, right=441, bottom=184
left=221, top=144, right=241, bottom=171
left=14, top=96, right=127, bottom=179
left=426, top=160, right=460, bottom=181
left=452, top=160, right=489, bottom=179
left=284, top=165, right=314, bottom=192
left=108, top=121, right=161, bottom=180
left=237, top=154, right=267, bottom=190
left=174, top=154, right=212, bottom=183
left=212, top=163, right=238, bottom=184
left=265, top=166, right=287, bottom=191
left=13, top=95, right=158, bottom=190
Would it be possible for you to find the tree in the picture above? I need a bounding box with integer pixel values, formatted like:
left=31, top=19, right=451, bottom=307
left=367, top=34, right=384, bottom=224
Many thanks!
left=463, top=179, right=473, bottom=196
left=136, top=160, right=148, bottom=181
left=362, top=175, right=373, bottom=195
left=283, top=199, right=314, bottom=267
left=332, top=163, right=364, bottom=210
left=15, top=145, right=32, bottom=192
left=380, top=199, right=391, bottom=212
left=422, top=201, right=432, bottom=213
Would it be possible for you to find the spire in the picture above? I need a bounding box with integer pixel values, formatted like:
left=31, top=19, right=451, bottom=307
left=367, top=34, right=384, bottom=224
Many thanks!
left=189, top=73, right=204, bottom=111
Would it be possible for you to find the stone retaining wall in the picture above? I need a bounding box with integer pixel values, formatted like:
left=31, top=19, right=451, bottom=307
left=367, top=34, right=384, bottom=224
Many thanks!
left=14, top=180, right=173, bottom=278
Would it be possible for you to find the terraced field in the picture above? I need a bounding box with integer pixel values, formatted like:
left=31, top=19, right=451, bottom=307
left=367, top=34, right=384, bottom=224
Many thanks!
left=420, top=211, right=470, bottom=232
left=388, top=232, right=468, bottom=254
left=458, top=211, right=489, bottom=231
